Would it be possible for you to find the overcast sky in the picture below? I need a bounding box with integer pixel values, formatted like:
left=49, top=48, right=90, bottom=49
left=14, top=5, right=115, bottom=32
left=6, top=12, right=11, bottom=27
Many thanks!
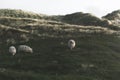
left=0, top=0, right=120, bottom=17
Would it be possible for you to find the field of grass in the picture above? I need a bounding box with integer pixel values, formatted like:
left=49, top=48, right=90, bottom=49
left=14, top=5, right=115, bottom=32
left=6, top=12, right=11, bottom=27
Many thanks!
left=0, top=9, right=120, bottom=80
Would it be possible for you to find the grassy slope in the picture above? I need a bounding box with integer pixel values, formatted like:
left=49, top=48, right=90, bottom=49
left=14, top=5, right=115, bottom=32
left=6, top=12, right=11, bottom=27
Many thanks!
left=0, top=9, right=120, bottom=80
left=0, top=9, right=45, bottom=19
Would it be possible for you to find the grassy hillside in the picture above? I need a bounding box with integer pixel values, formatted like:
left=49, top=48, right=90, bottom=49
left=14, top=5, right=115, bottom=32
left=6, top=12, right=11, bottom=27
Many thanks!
left=102, top=10, right=120, bottom=20
left=0, top=9, right=46, bottom=19
left=62, top=12, right=102, bottom=25
left=0, top=9, right=120, bottom=80
left=102, top=10, right=120, bottom=26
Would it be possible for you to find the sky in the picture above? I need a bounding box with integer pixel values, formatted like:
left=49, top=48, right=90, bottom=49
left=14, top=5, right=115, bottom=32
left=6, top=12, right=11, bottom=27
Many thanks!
left=0, top=0, right=120, bottom=17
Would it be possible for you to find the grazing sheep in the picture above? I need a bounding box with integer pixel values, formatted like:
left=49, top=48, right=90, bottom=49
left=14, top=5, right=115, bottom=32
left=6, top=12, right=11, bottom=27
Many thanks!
left=9, top=46, right=16, bottom=56
left=18, top=45, right=33, bottom=53
left=68, top=39, right=76, bottom=50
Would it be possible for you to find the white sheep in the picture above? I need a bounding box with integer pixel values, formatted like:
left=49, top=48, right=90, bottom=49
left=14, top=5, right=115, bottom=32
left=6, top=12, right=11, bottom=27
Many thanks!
left=9, top=46, right=16, bottom=56
left=18, top=45, right=33, bottom=53
left=68, top=39, right=76, bottom=50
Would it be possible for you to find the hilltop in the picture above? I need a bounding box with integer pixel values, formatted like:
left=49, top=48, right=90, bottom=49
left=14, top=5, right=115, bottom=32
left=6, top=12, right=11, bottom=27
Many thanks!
left=103, top=10, right=120, bottom=26
left=103, top=10, right=120, bottom=20
left=0, top=9, right=46, bottom=19
left=0, top=9, right=120, bottom=80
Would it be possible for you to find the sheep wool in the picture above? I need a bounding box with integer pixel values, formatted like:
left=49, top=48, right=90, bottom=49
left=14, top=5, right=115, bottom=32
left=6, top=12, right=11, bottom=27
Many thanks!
left=9, top=46, right=16, bottom=55
left=68, top=39, right=76, bottom=50
left=18, top=45, right=33, bottom=53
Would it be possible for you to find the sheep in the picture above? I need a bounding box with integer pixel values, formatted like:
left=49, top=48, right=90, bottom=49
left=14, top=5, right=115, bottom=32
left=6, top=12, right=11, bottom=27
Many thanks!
left=9, top=46, right=16, bottom=56
left=68, top=39, right=76, bottom=50
left=18, top=45, right=33, bottom=53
